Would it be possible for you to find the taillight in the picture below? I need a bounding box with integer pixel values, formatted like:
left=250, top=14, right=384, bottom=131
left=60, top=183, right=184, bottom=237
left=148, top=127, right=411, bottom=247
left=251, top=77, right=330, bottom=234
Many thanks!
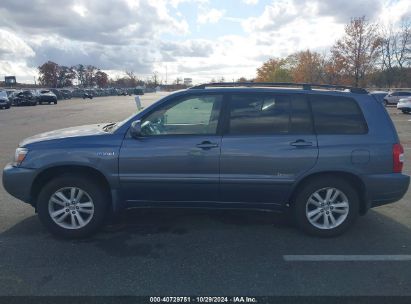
left=393, top=143, right=404, bottom=173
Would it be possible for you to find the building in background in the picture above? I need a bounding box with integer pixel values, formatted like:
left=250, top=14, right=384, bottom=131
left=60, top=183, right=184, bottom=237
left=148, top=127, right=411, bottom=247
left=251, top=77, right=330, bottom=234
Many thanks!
left=4, top=76, right=16, bottom=87
left=183, top=78, right=193, bottom=87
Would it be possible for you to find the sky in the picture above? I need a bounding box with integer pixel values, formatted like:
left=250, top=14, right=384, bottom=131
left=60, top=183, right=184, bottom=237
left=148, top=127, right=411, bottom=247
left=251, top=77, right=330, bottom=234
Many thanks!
left=0, top=0, right=410, bottom=85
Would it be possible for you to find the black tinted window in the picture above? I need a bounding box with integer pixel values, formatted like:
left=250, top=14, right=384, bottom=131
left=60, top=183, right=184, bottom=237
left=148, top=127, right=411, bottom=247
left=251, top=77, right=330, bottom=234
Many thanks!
left=310, top=95, right=367, bottom=134
left=228, top=94, right=312, bottom=134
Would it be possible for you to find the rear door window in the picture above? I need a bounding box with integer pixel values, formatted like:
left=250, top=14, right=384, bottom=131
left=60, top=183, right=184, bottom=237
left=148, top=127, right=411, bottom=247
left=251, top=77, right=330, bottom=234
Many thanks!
left=228, top=94, right=313, bottom=134
left=310, top=95, right=368, bottom=134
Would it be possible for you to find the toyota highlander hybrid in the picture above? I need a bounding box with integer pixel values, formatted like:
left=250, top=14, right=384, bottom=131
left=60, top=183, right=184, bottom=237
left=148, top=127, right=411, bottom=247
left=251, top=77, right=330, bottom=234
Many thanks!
left=2, top=82, right=409, bottom=238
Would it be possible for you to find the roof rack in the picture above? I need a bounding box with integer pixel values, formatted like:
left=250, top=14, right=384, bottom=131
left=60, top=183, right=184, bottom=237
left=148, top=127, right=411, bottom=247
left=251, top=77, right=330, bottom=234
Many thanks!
left=190, top=82, right=368, bottom=94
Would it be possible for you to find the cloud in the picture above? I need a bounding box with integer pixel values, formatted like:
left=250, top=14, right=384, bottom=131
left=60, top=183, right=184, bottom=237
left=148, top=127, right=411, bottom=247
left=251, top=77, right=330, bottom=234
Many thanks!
left=243, top=0, right=258, bottom=5
left=160, top=40, right=214, bottom=58
left=198, top=8, right=225, bottom=24
left=0, top=0, right=189, bottom=44
left=242, top=0, right=299, bottom=32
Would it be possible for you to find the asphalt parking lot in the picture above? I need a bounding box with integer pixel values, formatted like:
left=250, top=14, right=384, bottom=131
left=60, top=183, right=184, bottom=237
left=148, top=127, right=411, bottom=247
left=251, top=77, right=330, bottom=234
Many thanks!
left=0, top=95, right=411, bottom=296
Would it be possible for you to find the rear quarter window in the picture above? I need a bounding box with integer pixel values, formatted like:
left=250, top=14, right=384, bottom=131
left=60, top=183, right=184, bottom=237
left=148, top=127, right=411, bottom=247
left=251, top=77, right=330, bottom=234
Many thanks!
left=309, top=95, right=368, bottom=134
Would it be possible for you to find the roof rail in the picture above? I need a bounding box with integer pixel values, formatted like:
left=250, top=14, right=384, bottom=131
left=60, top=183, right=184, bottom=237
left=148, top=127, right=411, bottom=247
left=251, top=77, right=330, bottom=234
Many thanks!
left=190, top=82, right=368, bottom=94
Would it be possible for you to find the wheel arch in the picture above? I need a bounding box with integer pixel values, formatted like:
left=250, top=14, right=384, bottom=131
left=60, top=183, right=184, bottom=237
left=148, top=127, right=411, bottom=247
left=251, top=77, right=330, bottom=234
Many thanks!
left=288, top=171, right=368, bottom=215
left=31, top=165, right=112, bottom=210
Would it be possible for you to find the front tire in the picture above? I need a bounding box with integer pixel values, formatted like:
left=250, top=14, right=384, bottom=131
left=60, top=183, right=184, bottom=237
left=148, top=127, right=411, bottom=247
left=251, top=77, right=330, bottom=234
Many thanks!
left=293, top=177, right=359, bottom=237
left=37, top=175, right=109, bottom=238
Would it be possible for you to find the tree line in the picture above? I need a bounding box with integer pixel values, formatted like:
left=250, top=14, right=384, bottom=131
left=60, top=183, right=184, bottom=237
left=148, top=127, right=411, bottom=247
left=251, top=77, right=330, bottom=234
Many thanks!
left=255, top=16, right=411, bottom=88
left=37, top=62, right=152, bottom=88
left=38, top=62, right=109, bottom=88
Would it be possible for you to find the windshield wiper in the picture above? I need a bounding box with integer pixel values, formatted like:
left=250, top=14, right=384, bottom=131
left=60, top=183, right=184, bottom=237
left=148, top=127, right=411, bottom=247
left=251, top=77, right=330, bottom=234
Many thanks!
left=102, top=122, right=117, bottom=132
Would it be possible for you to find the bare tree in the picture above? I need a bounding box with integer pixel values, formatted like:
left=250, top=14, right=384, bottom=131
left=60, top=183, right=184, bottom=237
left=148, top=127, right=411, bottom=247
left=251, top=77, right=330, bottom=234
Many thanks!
left=331, top=16, right=381, bottom=87
left=394, top=20, right=411, bottom=70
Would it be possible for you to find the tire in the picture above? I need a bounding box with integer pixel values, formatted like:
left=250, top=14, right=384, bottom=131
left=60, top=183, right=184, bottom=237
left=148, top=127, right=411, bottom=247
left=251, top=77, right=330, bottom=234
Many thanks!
left=293, top=176, right=359, bottom=237
left=54, top=101, right=57, bottom=104
left=5, top=105, right=10, bottom=109
left=402, top=109, right=408, bottom=114
left=37, top=174, right=109, bottom=238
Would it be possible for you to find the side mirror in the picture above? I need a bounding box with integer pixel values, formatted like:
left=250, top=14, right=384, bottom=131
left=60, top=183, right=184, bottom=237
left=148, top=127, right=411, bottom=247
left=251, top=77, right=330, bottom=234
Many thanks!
left=130, top=120, right=142, bottom=138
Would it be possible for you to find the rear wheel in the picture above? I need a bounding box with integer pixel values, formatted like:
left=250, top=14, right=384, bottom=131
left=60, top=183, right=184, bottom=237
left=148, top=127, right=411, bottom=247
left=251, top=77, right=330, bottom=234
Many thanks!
left=293, top=177, right=359, bottom=237
left=37, top=175, right=109, bottom=238
left=402, top=109, right=409, bottom=114
left=5, top=105, right=10, bottom=109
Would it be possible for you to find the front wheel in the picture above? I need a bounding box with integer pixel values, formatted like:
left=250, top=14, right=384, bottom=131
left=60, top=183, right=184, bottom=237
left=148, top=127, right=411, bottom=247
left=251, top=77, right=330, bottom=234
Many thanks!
left=37, top=175, right=109, bottom=238
left=293, top=177, right=359, bottom=237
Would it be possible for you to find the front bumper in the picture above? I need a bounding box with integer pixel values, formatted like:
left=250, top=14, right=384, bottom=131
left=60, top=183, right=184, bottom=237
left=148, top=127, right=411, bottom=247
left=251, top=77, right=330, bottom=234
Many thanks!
left=2, top=164, right=36, bottom=205
left=364, top=173, right=410, bottom=208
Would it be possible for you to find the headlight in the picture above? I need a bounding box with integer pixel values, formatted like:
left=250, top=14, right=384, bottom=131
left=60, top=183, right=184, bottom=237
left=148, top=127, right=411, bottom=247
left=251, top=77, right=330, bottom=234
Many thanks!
left=14, top=147, right=28, bottom=167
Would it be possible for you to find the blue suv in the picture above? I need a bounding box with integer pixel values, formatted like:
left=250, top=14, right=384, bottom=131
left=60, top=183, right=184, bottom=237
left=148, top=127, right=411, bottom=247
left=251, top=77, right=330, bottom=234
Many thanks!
left=2, top=83, right=410, bottom=238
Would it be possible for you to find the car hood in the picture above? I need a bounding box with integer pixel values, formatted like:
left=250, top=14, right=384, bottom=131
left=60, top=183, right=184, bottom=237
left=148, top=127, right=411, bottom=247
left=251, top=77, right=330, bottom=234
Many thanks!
left=20, top=124, right=106, bottom=146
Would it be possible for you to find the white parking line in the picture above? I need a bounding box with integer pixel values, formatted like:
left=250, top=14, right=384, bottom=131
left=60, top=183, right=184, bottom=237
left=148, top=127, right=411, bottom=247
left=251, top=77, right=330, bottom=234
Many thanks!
left=283, top=255, right=411, bottom=261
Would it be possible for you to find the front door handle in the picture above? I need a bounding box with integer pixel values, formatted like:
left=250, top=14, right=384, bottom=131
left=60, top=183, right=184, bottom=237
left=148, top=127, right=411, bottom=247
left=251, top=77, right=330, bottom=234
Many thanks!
left=290, top=139, right=313, bottom=147
left=196, top=141, right=219, bottom=149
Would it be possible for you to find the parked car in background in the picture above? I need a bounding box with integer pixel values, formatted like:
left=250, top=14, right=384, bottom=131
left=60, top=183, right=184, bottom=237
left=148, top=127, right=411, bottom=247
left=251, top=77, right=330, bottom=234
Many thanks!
left=83, top=90, right=93, bottom=99
left=11, top=90, right=37, bottom=106
left=384, top=91, right=411, bottom=105
left=134, top=88, right=144, bottom=95
left=60, top=89, right=72, bottom=99
left=0, top=90, right=11, bottom=109
left=369, top=91, right=388, bottom=104
left=71, top=89, right=84, bottom=98
left=38, top=90, right=58, bottom=104
left=397, top=97, right=411, bottom=113
left=117, top=89, right=127, bottom=96
left=2, top=82, right=409, bottom=238
left=6, top=89, right=16, bottom=99
left=49, top=89, right=63, bottom=100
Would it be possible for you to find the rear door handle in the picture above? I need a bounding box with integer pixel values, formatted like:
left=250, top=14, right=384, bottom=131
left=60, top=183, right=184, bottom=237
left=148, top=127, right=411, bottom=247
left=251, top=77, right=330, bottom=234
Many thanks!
left=290, top=140, right=313, bottom=147
left=196, top=141, right=219, bottom=149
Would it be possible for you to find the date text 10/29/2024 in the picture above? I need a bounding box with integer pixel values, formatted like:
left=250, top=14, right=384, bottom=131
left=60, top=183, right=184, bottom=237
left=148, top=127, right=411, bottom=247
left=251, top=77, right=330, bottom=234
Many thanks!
left=150, top=297, right=258, bottom=303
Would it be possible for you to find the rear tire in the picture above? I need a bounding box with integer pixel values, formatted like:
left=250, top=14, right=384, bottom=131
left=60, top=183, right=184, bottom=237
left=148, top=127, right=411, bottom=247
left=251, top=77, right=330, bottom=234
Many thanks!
left=37, top=174, right=109, bottom=238
left=293, top=176, right=359, bottom=237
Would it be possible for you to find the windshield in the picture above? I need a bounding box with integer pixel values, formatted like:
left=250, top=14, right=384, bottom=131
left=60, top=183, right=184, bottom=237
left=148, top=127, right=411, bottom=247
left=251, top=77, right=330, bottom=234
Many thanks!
left=0, top=91, right=7, bottom=98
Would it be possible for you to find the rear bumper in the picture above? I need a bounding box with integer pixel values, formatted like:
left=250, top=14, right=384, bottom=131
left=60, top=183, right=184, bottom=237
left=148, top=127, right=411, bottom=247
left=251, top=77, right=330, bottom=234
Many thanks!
left=2, top=164, right=36, bottom=205
left=363, top=173, right=410, bottom=208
